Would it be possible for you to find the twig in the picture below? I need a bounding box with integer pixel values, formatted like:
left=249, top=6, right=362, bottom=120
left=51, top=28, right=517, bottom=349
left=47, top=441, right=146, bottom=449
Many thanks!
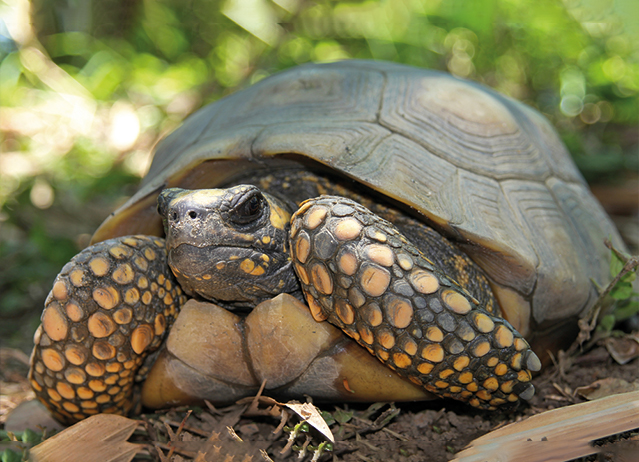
left=382, top=427, right=409, bottom=441
left=564, top=239, right=639, bottom=357
left=175, top=410, right=192, bottom=439
left=161, top=417, right=210, bottom=438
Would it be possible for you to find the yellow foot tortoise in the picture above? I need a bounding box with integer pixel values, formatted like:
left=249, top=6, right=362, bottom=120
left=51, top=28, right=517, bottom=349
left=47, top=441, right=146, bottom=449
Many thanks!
left=28, top=60, right=625, bottom=425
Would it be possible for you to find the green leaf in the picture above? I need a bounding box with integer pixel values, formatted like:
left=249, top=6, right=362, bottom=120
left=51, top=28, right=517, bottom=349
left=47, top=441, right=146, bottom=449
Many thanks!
left=610, top=282, right=633, bottom=300
left=598, top=314, right=616, bottom=332
left=613, top=300, right=639, bottom=321
left=621, top=269, right=637, bottom=283
left=610, top=251, right=624, bottom=278
left=331, top=409, right=353, bottom=424
left=21, top=429, right=41, bottom=444
left=320, top=411, right=335, bottom=426
left=1, top=448, right=22, bottom=462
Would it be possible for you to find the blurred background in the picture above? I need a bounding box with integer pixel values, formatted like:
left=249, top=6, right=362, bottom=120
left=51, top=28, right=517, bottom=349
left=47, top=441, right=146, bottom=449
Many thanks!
left=0, top=0, right=637, bottom=352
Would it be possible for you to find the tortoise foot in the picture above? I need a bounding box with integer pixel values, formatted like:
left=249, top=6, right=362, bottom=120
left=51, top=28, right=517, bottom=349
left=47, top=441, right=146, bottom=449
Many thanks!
left=28, top=235, right=185, bottom=424
left=289, top=196, right=541, bottom=410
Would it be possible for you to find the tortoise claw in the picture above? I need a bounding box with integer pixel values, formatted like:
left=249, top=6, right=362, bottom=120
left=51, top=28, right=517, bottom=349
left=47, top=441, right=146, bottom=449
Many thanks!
left=518, top=383, right=535, bottom=401
left=526, top=351, right=542, bottom=372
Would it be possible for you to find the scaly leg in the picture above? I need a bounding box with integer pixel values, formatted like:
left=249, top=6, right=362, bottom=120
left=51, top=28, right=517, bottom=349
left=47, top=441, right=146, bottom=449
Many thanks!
left=289, top=196, right=541, bottom=410
left=28, top=235, right=185, bottom=424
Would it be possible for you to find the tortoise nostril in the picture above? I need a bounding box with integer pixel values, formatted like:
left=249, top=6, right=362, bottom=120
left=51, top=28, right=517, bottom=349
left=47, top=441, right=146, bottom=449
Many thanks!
left=171, top=212, right=179, bottom=221
left=188, top=211, right=198, bottom=219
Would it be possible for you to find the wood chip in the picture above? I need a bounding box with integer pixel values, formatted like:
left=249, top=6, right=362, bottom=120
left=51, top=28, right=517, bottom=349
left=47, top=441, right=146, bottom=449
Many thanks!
left=453, top=391, right=639, bottom=462
left=29, top=414, right=143, bottom=462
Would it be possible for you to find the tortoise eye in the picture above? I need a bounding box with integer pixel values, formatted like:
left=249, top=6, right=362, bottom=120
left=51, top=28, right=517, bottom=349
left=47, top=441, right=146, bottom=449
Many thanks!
left=230, top=192, right=265, bottom=225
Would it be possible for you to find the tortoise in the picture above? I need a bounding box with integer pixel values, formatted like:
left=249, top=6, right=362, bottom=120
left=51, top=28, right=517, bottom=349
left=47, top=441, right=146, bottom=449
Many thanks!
left=28, top=60, right=625, bottom=425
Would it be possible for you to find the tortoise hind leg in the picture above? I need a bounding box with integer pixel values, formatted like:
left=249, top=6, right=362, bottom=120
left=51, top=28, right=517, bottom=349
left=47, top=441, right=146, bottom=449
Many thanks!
left=28, top=235, right=186, bottom=424
left=289, top=196, right=541, bottom=410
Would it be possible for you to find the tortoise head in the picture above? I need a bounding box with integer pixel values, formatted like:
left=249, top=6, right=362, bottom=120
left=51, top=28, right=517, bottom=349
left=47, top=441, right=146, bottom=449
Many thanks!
left=157, top=185, right=299, bottom=307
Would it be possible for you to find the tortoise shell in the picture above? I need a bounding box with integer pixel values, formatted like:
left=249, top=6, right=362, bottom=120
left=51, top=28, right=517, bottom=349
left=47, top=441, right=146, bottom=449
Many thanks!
left=93, top=60, right=623, bottom=351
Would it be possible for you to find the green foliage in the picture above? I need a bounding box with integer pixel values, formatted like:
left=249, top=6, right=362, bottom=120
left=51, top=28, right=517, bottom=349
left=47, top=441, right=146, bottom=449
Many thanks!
left=330, top=408, right=353, bottom=425
left=597, top=248, right=639, bottom=335
left=0, top=449, right=23, bottom=462
left=13, top=429, right=42, bottom=445
left=0, top=429, right=42, bottom=462
left=609, top=249, right=637, bottom=300
left=320, top=410, right=336, bottom=426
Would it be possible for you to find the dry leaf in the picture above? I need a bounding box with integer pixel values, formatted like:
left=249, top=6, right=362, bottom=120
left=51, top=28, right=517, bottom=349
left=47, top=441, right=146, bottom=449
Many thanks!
left=575, top=378, right=639, bottom=400
left=29, top=414, right=143, bottom=462
left=604, top=334, right=639, bottom=365
left=284, top=402, right=334, bottom=443
left=237, top=392, right=334, bottom=443
left=453, top=391, right=639, bottom=462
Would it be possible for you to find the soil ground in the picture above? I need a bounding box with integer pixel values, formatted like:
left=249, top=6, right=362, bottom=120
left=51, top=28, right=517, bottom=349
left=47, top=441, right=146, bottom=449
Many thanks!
left=1, top=342, right=637, bottom=461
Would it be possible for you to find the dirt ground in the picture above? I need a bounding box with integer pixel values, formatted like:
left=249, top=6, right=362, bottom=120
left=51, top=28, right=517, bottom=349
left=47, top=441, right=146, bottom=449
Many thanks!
left=133, top=346, right=639, bottom=461
left=2, top=341, right=637, bottom=462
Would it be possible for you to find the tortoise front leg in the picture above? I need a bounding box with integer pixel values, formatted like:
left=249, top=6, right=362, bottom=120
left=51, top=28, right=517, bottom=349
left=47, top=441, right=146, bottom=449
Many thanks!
left=289, top=196, right=541, bottom=410
left=28, top=235, right=185, bottom=424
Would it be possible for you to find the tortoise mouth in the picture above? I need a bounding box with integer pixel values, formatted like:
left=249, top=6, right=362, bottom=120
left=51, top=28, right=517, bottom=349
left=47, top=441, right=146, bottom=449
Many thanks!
left=167, top=242, right=298, bottom=305
left=168, top=243, right=270, bottom=277
left=164, top=233, right=255, bottom=252
left=167, top=240, right=257, bottom=251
